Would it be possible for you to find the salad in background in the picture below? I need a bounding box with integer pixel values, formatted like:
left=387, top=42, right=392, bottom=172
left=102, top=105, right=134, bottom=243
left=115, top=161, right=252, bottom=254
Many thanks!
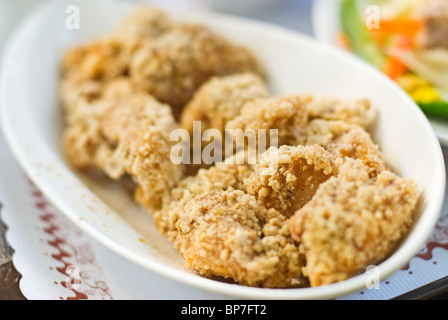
left=339, top=0, right=448, bottom=119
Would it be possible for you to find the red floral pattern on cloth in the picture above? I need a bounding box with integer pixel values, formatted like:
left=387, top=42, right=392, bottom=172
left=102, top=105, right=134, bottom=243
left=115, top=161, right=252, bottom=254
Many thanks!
left=415, top=212, right=448, bottom=260
left=402, top=212, right=448, bottom=270
left=30, top=183, right=113, bottom=300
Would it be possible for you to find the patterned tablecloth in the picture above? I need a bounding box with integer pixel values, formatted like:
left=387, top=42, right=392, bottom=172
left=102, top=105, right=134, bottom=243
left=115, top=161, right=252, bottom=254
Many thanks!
left=1, top=0, right=448, bottom=301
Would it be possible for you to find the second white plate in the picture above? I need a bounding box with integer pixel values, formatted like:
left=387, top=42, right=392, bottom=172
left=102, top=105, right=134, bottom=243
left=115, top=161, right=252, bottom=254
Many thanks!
left=312, top=0, right=448, bottom=146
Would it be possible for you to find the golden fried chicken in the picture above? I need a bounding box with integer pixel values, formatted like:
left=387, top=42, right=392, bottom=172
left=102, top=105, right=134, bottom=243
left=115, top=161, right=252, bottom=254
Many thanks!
left=130, top=23, right=262, bottom=118
left=60, top=36, right=129, bottom=86
left=115, top=6, right=171, bottom=48
left=245, top=145, right=338, bottom=218
left=290, top=159, right=421, bottom=287
left=175, top=190, right=305, bottom=288
left=154, top=155, right=254, bottom=241
left=225, top=94, right=311, bottom=149
left=178, top=73, right=269, bottom=174
left=180, top=72, right=269, bottom=137
left=307, top=96, right=377, bottom=130
left=63, top=78, right=183, bottom=212
left=304, top=119, right=385, bottom=177
left=61, top=7, right=262, bottom=120
left=125, top=126, right=185, bottom=212
left=60, top=7, right=166, bottom=87
left=59, top=8, right=171, bottom=112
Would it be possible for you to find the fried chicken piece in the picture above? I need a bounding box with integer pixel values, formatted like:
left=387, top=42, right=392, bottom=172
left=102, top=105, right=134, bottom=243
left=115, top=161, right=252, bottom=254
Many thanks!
left=62, top=79, right=124, bottom=169
left=225, top=94, right=311, bottom=150
left=306, top=96, right=377, bottom=130
left=178, top=72, right=269, bottom=174
left=61, top=6, right=262, bottom=119
left=154, top=153, right=254, bottom=241
left=304, top=119, right=385, bottom=177
left=60, top=7, right=171, bottom=87
left=63, top=78, right=176, bottom=169
left=130, top=23, right=263, bottom=118
left=290, top=159, right=421, bottom=287
left=115, top=6, right=171, bottom=48
left=180, top=72, right=269, bottom=136
left=63, top=78, right=183, bottom=212
left=175, top=190, right=305, bottom=288
left=123, top=126, right=185, bottom=212
left=60, top=36, right=130, bottom=86
left=245, top=145, right=337, bottom=218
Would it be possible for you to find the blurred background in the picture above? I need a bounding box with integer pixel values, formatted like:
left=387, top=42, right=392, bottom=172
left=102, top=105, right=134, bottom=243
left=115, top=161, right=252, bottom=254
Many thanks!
left=0, top=0, right=315, bottom=54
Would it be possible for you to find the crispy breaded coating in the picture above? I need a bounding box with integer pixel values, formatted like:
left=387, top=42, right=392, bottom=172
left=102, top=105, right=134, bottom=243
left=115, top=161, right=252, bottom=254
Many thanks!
left=304, top=119, right=385, bottom=177
left=63, top=78, right=176, bottom=168
left=180, top=73, right=269, bottom=136
left=62, top=80, right=121, bottom=169
left=60, top=7, right=170, bottom=89
left=130, top=23, right=262, bottom=118
left=290, top=159, right=421, bottom=287
left=225, top=94, right=311, bottom=149
left=175, top=190, right=305, bottom=288
left=245, top=145, right=337, bottom=218
left=61, top=7, right=262, bottom=120
left=179, top=73, right=269, bottom=174
left=154, top=158, right=253, bottom=241
left=63, top=78, right=183, bottom=212
left=60, top=36, right=130, bottom=86
left=125, top=126, right=185, bottom=212
left=307, top=96, right=377, bottom=130
left=115, top=6, right=171, bottom=47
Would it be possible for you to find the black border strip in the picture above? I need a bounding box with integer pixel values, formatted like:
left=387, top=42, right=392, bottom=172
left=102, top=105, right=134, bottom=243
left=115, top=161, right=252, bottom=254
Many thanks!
left=0, top=202, right=27, bottom=300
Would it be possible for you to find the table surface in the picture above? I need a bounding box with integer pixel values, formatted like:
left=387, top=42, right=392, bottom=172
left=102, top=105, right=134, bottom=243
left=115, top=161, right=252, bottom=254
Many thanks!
left=1, top=0, right=448, bottom=301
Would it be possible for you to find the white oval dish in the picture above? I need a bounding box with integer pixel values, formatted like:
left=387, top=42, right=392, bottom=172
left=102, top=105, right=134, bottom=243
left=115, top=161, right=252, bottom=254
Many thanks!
left=312, top=0, right=448, bottom=146
left=1, top=0, right=445, bottom=299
